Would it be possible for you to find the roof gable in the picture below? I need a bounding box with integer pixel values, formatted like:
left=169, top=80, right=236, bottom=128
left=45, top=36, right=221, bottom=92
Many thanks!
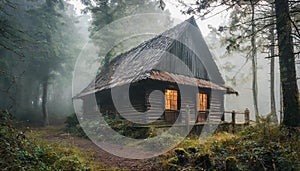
left=77, top=16, right=225, bottom=97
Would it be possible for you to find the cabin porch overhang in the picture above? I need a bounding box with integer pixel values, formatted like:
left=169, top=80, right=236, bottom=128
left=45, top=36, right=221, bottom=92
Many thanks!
left=78, top=76, right=234, bottom=124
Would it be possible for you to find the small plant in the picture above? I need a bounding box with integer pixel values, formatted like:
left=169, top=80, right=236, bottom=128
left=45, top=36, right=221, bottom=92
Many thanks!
left=143, top=133, right=182, bottom=151
left=0, top=110, right=104, bottom=170
left=163, top=146, right=214, bottom=171
left=64, top=113, right=157, bottom=140
left=163, top=115, right=300, bottom=171
left=64, top=113, right=87, bottom=137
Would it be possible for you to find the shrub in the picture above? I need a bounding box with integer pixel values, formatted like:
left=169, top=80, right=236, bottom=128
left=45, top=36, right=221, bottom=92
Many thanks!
left=64, top=113, right=157, bottom=140
left=0, top=110, right=101, bottom=170
left=64, top=114, right=87, bottom=137
left=163, top=115, right=300, bottom=171
left=143, top=133, right=182, bottom=151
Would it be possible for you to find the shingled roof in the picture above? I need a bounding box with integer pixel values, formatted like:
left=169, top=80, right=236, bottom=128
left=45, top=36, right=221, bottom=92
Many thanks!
left=76, top=17, right=236, bottom=98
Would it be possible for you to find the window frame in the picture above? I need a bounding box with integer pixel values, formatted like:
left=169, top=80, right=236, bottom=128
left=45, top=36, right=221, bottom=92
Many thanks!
left=197, top=93, right=208, bottom=111
left=165, top=89, right=178, bottom=110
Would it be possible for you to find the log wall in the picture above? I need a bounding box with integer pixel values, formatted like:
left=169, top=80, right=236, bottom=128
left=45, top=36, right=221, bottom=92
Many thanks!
left=87, top=80, right=226, bottom=124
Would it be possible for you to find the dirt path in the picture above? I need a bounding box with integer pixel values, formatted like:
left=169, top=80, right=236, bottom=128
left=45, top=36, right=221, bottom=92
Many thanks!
left=42, top=133, right=163, bottom=170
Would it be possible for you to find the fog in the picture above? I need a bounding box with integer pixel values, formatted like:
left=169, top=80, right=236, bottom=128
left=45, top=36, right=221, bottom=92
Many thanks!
left=0, top=0, right=90, bottom=124
left=206, top=33, right=281, bottom=121
left=0, top=0, right=287, bottom=124
left=163, top=2, right=283, bottom=121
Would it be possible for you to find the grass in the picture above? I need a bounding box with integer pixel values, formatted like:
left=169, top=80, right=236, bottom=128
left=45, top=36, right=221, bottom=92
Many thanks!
left=0, top=110, right=111, bottom=171
left=61, top=112, right=299, bottom=170
left=161, top=119, right=300, bottom=171
left=27, top=127, right=112, bottom=170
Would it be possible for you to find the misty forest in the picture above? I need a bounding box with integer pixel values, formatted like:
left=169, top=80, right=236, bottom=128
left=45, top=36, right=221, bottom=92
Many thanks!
left=1, top=0, right=300, bottom=170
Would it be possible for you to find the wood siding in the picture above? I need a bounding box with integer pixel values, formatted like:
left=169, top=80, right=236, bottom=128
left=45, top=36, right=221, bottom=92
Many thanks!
left=155, top=39, right=208, bottom=81
left=207, top=91, right=224, bottom=122
left=85, top=80, right=225, bottom=124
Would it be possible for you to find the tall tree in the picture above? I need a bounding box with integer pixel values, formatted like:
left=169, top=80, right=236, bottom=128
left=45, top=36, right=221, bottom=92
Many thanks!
left=0, top=0, right=28, bottom=110
left=269, top=1, right=277, bottom=123
left=82, top=0, right=173, bottom=67
left=26, top=0, right=62, bottom=126
left=275, top=0, right=300, bottom=127
left=169, top=0, right=300, bottom=126
left=209, top=1, right=264, bottom=119
left=250, top=0, right=259, bottom=119
left=24, top=0, right=80, bottom=125
left=0, top=0, right=84, bottom=125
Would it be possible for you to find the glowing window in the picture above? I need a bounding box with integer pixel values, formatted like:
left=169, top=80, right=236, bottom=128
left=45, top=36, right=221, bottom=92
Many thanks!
left=198, top=93, right=208, bottom=111
left=165, top=89, right=178, bottom=110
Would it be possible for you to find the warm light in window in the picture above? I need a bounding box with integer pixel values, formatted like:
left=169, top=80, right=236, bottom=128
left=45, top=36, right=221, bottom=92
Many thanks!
left=165, top=89, right=178, bottom=110
left=198, top=93, right=207, bottom=111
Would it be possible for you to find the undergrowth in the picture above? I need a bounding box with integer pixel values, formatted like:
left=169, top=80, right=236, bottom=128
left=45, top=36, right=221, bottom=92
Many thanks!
left=64, top=113, right=156, bottom=140
left=64, top=113, right=300, bottom=170
left=163, top=115, right=300, bottom=171
left=0, top=110, right=104, bottom=170
left=64, top=114, right=87, bottom=138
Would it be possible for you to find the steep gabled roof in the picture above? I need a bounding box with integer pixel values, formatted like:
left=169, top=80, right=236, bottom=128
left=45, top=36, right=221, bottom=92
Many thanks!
left=76, top=17, right=229, bottom=98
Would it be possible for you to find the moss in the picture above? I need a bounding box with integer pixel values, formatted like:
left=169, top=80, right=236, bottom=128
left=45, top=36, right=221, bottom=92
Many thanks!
left=187, top=146, right=197, bottom=155
left=167, top=157, right=178, bottom=164
left=163, top=157, right=179, bottom=171
left=0, top=110, right=105, bottom=170
left=65, top=113, right=157, bottom=140
left=174, top=148, right=188, bottom=156
left=163, top=116, right=300, bottom=171
left=225, top=156, right=239, bottom=171
left=174, top=148, right=189, bottom=166
left=195, top=154, right=212, bottom=169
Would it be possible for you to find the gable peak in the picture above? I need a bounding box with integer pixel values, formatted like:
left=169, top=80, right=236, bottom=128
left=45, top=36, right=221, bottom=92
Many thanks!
left=185, top=16, right=197, bottom=26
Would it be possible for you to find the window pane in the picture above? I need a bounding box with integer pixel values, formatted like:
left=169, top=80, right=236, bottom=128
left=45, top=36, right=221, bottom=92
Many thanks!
left=165, top=89, right=178, bottom=110
left=198, top=93, right=207, bottom=111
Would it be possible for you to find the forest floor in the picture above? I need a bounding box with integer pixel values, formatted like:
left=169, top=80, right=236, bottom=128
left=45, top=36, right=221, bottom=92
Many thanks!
left=30, top=126, right=162, bottom=170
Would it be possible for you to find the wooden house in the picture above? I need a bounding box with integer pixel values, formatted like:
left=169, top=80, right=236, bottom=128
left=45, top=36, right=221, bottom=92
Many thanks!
left=75, top=17, right=237, bottom=124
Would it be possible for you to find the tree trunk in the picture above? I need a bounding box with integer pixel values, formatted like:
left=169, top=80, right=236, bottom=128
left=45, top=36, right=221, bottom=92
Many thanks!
left=250, top=1, right=259, bottom=120
left=42, top=76, right=49, bottom=126
left=280, top=82, right=284, bottom=124
left=269, top=3, right=277, bottom=124
left=275, top=0, right=300, bottom=127
left=34, top=82, right=40, bottom=110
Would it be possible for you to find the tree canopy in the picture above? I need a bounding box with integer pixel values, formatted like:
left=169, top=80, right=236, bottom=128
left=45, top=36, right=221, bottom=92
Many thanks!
left=168, top=0, right=300, bottom=127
